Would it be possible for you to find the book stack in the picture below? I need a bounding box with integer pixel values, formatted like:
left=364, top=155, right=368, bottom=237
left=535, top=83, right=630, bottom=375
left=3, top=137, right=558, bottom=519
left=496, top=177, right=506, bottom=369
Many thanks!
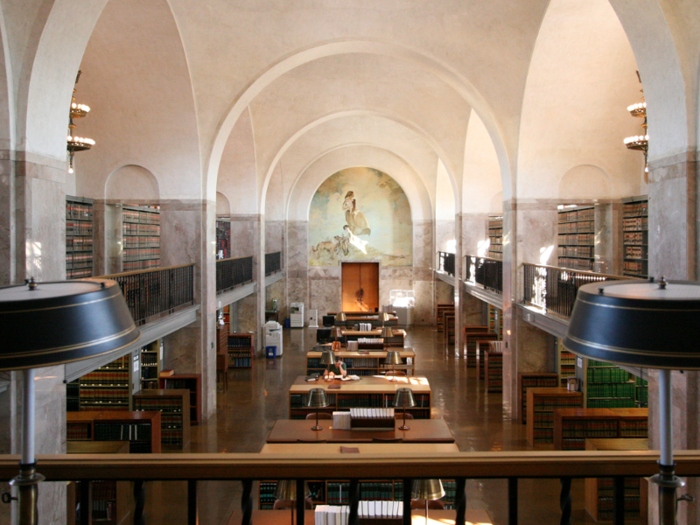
left=350, top=408, right=395, bottom=430
left=315, top=502, right=404, bottom=525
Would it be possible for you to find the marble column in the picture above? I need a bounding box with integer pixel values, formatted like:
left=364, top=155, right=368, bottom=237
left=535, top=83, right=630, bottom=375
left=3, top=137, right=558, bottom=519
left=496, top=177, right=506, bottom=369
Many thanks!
left=92, top=200, right=123, bottom=275
left=287, top=221, right=309, bottom=313
left=502, top=199, right=558, bottom=419
left=159, top=199, right=217, bottom=419
left=0, top=153, right=69, bottom=525
left=412, top=220, right=434, bottom=325
left=265, top=220, right=286, bottom=318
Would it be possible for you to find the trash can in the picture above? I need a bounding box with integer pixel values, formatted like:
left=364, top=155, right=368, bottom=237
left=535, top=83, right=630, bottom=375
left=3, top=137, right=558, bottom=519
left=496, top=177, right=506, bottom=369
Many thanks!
left=284, top=318, right=290, bottom=328
left=266, top=346, right=277, bottom=359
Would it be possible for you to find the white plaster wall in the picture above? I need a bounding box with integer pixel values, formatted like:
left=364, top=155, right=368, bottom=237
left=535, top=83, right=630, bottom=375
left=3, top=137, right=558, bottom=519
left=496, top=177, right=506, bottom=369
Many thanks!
left=435, top=160, right=455, bottom=220
left=105, top=165, right=159, bottom=201
left=264, top=163, right=285, bottom=221
left=518, top=0, right=643, bottom=200
left=218, top=108, right=258, bottom=214
left=462, top=110, right=502, bottom=213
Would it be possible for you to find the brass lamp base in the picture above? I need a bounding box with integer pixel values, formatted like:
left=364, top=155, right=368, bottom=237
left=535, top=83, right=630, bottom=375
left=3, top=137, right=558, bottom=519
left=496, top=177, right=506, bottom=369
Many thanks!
left=9, top=463, right=45, bottom=525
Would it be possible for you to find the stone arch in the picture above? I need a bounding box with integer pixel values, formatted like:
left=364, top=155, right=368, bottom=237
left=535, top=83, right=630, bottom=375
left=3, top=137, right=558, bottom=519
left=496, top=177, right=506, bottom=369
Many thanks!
left=216, top=192, right=231, bottom=216
left=105, top=164, right=159, bottom=201
left=558, top=164, right=611, bottom=200
left=206, top=40, right=513, bottom=205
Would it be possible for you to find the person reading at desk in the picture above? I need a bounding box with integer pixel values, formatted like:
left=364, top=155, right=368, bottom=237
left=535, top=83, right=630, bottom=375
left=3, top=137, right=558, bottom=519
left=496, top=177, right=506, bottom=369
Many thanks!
left=323, top=356, right=347, bottom=379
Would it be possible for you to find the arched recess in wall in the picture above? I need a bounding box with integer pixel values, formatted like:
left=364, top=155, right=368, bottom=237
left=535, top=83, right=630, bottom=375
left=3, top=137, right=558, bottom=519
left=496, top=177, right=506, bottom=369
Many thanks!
left=462, top=110, right=502, bottom=215
left=216, top=192, right=230, bottom=216
left=490, top=192, right=503, bottom=214
left=308, top=167, right=413, bottom=268
left=206, top=40, right=513, bottom=205
left=558, top=164, right=611, bottom=201
left=518, top=0, right=644, bottom=201
left=105, top=164, right=159, bottom=202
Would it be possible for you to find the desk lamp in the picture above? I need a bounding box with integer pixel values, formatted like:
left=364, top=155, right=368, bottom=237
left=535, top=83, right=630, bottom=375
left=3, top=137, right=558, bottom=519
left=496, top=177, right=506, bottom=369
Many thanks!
left=307, top=388, right=330, bottom=430
left=384, top=350, right=402, bottom=381
left=393, top=387, right=415, bottom=430
left=320, top=349, right=334, bottom=377
left=0, top=279, right=140, bottom=525
left=336, top=312, right=347, bottom=324
left=411, top=479, right=445, bottom=523
left=274, top=479, right=311, bottom=525
left=564, top=278, right=700, bottom=525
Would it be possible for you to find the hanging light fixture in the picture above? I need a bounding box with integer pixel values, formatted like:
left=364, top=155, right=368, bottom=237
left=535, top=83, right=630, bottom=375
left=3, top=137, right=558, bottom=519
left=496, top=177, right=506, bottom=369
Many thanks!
left=624, top=71, right=649, bottom=180
left=66, top=70, right=95, bottom=174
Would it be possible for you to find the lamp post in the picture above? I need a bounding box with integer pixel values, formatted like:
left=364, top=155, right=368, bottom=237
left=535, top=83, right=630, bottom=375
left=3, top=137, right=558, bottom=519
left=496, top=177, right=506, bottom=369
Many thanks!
left=563, top=277, right=700, bottom=525
left=393, top=387, right=416, bottom=431
left=0, top=279, right=140, bottom=525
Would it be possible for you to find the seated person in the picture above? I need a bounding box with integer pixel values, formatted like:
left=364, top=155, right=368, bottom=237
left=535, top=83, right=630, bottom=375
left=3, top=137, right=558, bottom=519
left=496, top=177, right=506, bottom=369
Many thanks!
left=323, top=357, right=348, bottom=379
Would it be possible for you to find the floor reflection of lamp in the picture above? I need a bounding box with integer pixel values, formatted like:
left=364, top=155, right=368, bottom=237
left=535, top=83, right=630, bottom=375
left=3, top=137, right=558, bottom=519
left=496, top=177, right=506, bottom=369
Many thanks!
left=307, top=388, right=330, bottom=431
left=0, top=279, right=140, bottom=525
left=393, top=387, right=415, bottom=431
left=385, top=350, right=401, bottom=381
left=274, top=480, right=311, bottom=525
left=564, top=278, right=700, bottom=525
left=412, top=479, right=445, bottom=524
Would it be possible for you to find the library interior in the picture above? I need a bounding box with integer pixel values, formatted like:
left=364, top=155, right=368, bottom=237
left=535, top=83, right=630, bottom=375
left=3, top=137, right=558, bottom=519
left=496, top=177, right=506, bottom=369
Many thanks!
left=2, top=1, right=700, bottom=524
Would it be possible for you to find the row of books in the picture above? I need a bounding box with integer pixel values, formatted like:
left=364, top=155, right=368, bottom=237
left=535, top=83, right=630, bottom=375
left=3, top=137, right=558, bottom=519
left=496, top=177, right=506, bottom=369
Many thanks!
left=123, top=208, right=160, bottom=225
left=530, top=413, right=554, bottom=427
left=124, top=236, right=160, bottom=248
left=558, top=220, right=594, bottom=233
left=624, top=246, right=647, bottom=259
left=80, top=370, right=129, bottom=386
left=103, top=356, right=130, bottom=369
left=530, top=428, right=554, bottom=443
left=587, top=366, right=629, bottom=383
left=623, top=231, right=647, bottom=244
left=122, top=222, right=160, bottom=236
left=133, top=400, right=183, bottom=414
left=623, top=217, right=648, bottom=231
left=586, top=382, right=635, bottom=398
left=123, top=247, right=160, bottom=261
left=356, top=338, right=383, bottom=344
left=349, top=408, right=395, bottom=419
left=587, top=398, right=637, bottom=408
left=532, top=396, right=582, bottom=410
left=67, top=423, right=91, bottom=440
left=619, top=421, right=648, bottom=436
left=66, top=202, right=93, bottom=219
left=66, top=253, right=93, bottom=268
left=623, top=261, right=647, bottom=275
left=559, top=207, right=594, bottom=222
left=79, top=389, right=129, bottom=406
left=489, top=217, right=503, bottom=229
left=557, top=245, right=593, bottom=258
left=94, top=422, right=151, bottom=442
left=558, top=258, right=594, bottom=271
left=623, top=201, right=648, bottom=217
left=67, top=268, right=93, bottom=279
left=560, top=422, right=618, bottom=437
left=228, top=335, right=253, bottom=348
left=66, top=220, right=93, bottom=236
left=230, top=357, right=252, bottom=367
left=489, top=227, right=503, bottom=236
left=123, top=259, right=160, bottom=271
left=66, top=236, right=93, bottom=251
left=558, top=233, right=594, bottom=246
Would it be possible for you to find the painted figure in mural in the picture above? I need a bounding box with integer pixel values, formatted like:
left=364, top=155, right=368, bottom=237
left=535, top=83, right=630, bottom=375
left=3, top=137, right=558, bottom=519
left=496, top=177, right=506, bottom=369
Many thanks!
left=342, top=225, right=368, bottom=254
left=342, top=191, right=371, bottom=235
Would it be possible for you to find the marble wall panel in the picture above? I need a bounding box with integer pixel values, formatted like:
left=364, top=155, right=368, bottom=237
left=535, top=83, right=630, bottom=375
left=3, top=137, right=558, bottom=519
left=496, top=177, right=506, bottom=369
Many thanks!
left=0, top=158, right=12, bottom=285
left=236, top=293, right=259, bottom=334
left=435, top=220, right=455, bottom=254
left=265, top=278, right=286, bottom=318
left=436, top=280, right=453, bottom=306
left=461, top=213, right=489, bottom=256
left=462, top=290, right=485, bottom=327
left=413, top=220, right=433, bottom=269
left=287, top=221, right=308, bottom=272
left=412, top=280, right=434, bottom=325
left=288, top=277, right=308, bottom=308
left=309, top=275, right=341, bottom=315
left=229, top=215, right=260, bottom=259
left=265, top=220, right=284, bottom=254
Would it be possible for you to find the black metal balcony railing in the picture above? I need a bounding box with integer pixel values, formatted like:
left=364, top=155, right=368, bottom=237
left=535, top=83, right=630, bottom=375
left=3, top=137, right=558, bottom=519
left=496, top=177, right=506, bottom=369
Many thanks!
left=437, top=252, right=455, bottom=276
left=265, top=251, right=282, bottom=276
left=216, top=255, right=254, bottom=294
left=100, top=264, right=195, bottom=325
left=464, top=255, right=503, bottom=294
left=1, top=451, right=698, bottom=525
left=522, top=263, right=633, bottom=318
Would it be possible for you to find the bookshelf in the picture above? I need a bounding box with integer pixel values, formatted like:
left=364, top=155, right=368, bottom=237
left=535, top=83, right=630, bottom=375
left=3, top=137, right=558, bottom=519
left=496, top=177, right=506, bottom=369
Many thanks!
left=484, top=342, right=503, bottom=393
left=341, top=329, right=406, bottom=348
left=228, top=333, right=254, bottom=368
left=611, top=408, right=648, bottom=438
left=487, top=216, right=503, bottom=260
left=465, top=331, right=497, bottom=369
left=78, top=355, right=132, bottom=411
left=133, top=389, right=190, bottom=449
left=553, top=408, right=621, bottom=451
left=216, top=218, right=231, bottom=259
left=557, top=205, right=595, bottom=271
left=621, top=196, right=648, bottom=278
left=159, top=373, right=202, bottom=425
left=67, top=380, right=80, bottom=412
left=526, top=387, right=583, bottom=446
left=557, top=339, right=576, bottom=387
left=306, top=350, right=416, bottom=377
left=487, top=305, right=503, bottom=339
left=635, top=375, right=648, bottom=408
left=436, top=304, right=454, bottom=332
left=67, top=411, right=162, bottom=453
left=140, top=340, right=161, bottom=390
left=122, top=204, right=160, bottom=272
left=444, top=313, right=456, bottom=344
left=66, top=196, right=94, bottom=279
left=584, top=438, right=648, bottom=522
left=584, top=359, right=636, bottom=409
left=259, top=480, right=458, bottom=510
left=518, top=373, right=559, bottom=424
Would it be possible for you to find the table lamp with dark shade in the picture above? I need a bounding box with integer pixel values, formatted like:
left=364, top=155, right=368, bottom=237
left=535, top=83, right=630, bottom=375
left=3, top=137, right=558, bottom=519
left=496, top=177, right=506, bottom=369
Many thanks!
left=384, top=350, right=402, bottom=381
left=412, top=479, right=445, bottom=522
left=563, top=277, right=700, bottom=525
left=307, top=388, right=330, bottom=430
left=274, top=479, right=311, bottom=525
left=0, top=278, right=140, bottom=525
left=393, top=387, right=415, bottom=430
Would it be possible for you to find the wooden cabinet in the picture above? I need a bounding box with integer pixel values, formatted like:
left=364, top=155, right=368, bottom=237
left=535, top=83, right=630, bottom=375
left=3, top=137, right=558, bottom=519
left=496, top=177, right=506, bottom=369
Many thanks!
left=133, top=389, right=190, bottom=449
left=526, top=387, right=583, bottom=446
left=67, top=411, right=162, bottom=453
left=159, top=373, right=202, bottom=425
left=436, top=304, right=454, bottom=332
left=484, top=342, right=503, bottom=393
left=518, top=373, right=559, bottom=425
left=228, top=333, right=254, bottom=368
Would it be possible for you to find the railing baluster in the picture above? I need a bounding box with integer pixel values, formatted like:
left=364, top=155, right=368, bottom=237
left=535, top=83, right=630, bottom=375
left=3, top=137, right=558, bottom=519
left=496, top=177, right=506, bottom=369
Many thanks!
left=402, top=478, right=412, bottom=525
left=559, top=477, right=572, bottom=525
left=508, top=477, right=518, bottom=525
left=188, top=479, right=199, bottom=525
left=454, top=477, right=466, bottom=525
left=296, top=478, right=305, bottom=525
left=79, top=480, right=92, bottom=525
left=349, top=479, right=360, bottom=525
left=133, top=480, right=145, bottom=525
left=241, top=479, right=253, bottom=525
left=613, top=476, right=625, bottom=525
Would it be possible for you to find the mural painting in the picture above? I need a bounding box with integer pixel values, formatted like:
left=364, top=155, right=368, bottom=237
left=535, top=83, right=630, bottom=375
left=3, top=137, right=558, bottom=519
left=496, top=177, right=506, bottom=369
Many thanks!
left=309, top=167, right=412, bottom=266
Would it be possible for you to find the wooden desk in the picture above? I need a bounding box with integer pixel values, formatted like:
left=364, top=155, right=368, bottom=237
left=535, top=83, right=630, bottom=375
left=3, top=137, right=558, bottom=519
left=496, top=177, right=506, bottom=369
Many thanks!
left=260, top=442, right=460, bottom=454
left=226, top=509, right=492, bottom=525
left=290, top=376, right=431, bottom=419
left=306, top=350, right=416, bottom=376
left=267, top=419, right=454, bottom=443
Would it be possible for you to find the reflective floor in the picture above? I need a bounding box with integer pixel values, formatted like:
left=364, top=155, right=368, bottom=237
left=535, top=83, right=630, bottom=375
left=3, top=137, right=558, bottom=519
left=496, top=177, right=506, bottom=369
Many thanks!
left=147, top=325, right=603, bottom=524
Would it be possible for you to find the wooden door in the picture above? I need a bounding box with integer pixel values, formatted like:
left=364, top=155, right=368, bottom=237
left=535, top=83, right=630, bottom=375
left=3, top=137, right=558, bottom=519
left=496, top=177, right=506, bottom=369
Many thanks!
left=341, top=262, right=379, bottom=312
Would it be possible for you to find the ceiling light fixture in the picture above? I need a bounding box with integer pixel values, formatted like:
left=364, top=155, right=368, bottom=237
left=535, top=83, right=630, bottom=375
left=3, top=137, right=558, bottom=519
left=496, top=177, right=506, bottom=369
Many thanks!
left=66, top=70, right=94, bottom=174
left=624, top=71, right=648, bottom=180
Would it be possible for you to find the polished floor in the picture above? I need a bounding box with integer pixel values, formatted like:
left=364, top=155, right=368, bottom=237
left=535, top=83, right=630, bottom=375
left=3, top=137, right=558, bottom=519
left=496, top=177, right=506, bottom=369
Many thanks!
left=147, top=325, right=604, bottom=525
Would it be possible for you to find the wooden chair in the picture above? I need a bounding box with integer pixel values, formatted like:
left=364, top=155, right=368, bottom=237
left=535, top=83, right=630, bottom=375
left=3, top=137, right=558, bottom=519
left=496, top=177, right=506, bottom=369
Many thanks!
left=305, top=412, right=332, bottom=420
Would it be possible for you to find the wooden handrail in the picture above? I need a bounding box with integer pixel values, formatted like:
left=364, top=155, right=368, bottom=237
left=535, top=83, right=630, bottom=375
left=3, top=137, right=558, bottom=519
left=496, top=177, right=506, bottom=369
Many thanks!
left=464, top=254, right=502, bottom=263
left=217, top=255, right=254, bottom=264
left=521, top=262, right=639, bottom=281
left=2, top=451, right=700, bottom=481
left=98, top=262, right=195, bottom=279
